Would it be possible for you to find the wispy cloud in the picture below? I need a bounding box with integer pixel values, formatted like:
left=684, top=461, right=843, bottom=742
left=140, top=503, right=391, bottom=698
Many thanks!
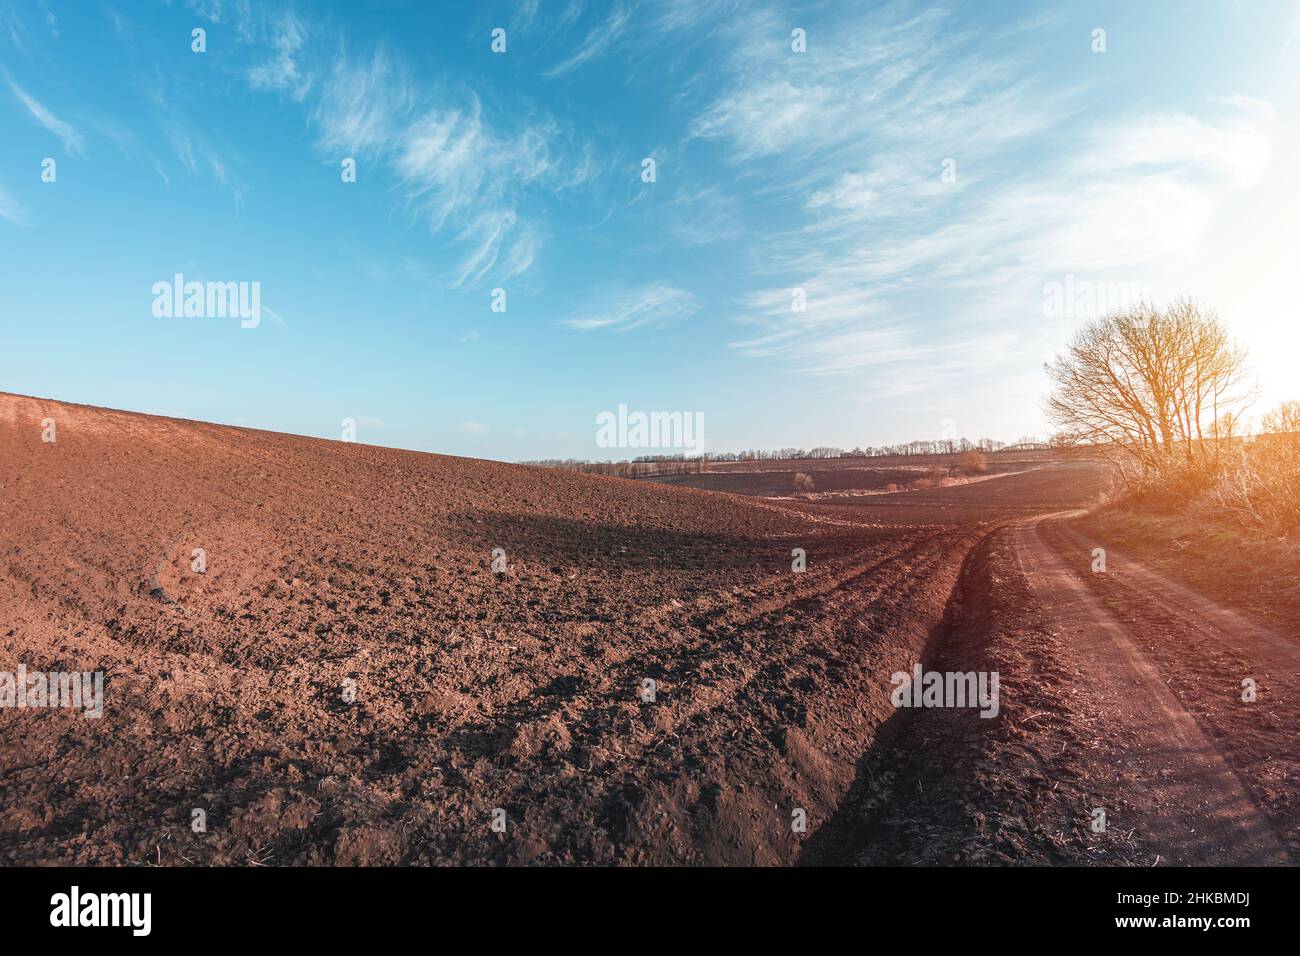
left=0, top=3, right=33, bottom=53
left=1285, top=2, right=1300, bottom=53
left=248, top=11, right=311, bottom=101
left=6, top=77, right=85, bottom=155
left=543, top=2, right=633, bottom=78
left=663, top=185, right=743, bottom=246
left=562, top=283, right=700, bottom=333
left=300, top=43, right=584, bottom=288
left=686, top=4, right=1276, bottom=377
left=0, top=180, right=29, bottom=226
left=163, top=121, right=246, bottom=204
left=648, top=0, right=739, bottom=34
left=390, top=96, right=556, bottom=287
left=311, top=48, right=414, bottom=156
left=691, top=7, right=1058, bottom=182
left=36, top=0, right=56, bottom=37
left=66, top=3, right=594, bottom=289
left=90, top=117, right=171, bottom=186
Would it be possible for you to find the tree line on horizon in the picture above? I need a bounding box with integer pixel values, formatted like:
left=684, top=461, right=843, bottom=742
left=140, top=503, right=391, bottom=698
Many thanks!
left=524, top=436, right=1052, bottom=478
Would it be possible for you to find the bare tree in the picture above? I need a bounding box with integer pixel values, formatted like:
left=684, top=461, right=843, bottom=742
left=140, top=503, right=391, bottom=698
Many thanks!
left=1044, top=299, right=1252, bottom=489
left=1260, top=400, right=1300, bottom=438
left=1256, top=400, right=1300, bottom=473
left=954, top=450, right=988, bottom=475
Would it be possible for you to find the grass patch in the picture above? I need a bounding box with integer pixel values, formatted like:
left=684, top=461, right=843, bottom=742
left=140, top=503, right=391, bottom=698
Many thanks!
left=1078, top=505, right=1300, bottom=632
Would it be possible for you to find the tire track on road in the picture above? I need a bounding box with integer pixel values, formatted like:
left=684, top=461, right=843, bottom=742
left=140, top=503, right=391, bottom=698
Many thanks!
left=1014, top=515, right=1290, bottom=865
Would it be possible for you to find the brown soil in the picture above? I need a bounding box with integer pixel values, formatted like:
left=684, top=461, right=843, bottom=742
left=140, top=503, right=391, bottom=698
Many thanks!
left=0, top=393, right=1101, bottom=865
left=811, top=514, right=1297, bottom=866
left=801, top=526, right=1154, bottom=865
left=6, top=392, right=1287, bottom=868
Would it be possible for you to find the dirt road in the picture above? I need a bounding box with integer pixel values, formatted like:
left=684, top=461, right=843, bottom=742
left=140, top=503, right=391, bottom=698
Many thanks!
left=1014, top=515, right=1293, bottom=865
left=813, top=510, right=1297, bottom=867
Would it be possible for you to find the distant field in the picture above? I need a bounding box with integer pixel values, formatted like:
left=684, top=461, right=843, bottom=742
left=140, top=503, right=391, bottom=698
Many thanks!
left=646, top=450, right=1068, bottom=499
left=699, top=449, right=1063, bottom=472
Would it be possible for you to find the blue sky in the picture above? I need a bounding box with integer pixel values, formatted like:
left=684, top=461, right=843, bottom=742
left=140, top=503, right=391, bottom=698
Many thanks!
left=2, top=0, right=1298, bottom=460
